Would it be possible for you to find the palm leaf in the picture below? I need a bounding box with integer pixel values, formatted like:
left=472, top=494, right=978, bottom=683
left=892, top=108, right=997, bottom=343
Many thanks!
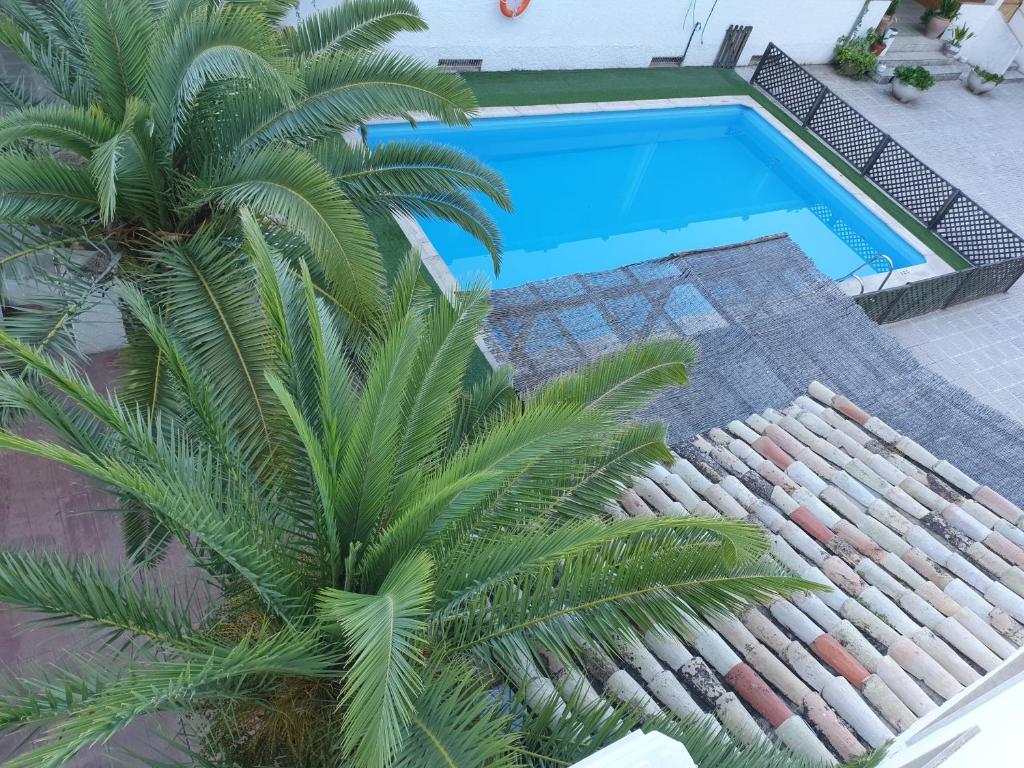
left=284, top=0, right=427, bottom=57
left=236, top=50, right=477, bottom=150
left=0, top=154, right=98, bottom=224
left=317, top=552, right=433, bottom=768
left=322, top=138, right=511, bottom=267
left=0, top=104, right=115, bottom=158
left=0, top=549, right=199, bottom=646
left=151, top=5, right=296, bottom=149
left=394, top=656, right=519, bottom=768
left=200, top=144, right=383, bottom=324
left=80, top=0, right=154, bottom=122
left=531, top=336, right=696, bottom=419
left=2, top=629, right=336, bottom=768
left=142, top=229, right=282, bottom=462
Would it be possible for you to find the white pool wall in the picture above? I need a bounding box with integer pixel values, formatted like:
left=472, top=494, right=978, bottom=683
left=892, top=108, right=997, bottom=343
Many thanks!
left=294, top=0, right=891, bottom=70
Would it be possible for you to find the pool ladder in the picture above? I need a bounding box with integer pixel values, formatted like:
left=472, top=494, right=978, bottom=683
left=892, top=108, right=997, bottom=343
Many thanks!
left=841, top=254, right=895, bottom=295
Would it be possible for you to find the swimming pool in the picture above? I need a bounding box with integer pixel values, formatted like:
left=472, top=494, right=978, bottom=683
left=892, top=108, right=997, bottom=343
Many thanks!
left=370, top=105, right=926, bottom=289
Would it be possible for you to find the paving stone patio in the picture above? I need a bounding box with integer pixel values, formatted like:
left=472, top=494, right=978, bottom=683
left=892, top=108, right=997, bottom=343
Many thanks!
left=803, top=67, right=1024, bottom=237
left=0, top=351, right=191, bottom=765
left=789, top=69, right=1024, bottom=427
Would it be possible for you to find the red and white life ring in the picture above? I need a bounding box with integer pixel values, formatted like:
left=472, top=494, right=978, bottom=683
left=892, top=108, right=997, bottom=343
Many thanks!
left=499, top=0, right=530, bottom=18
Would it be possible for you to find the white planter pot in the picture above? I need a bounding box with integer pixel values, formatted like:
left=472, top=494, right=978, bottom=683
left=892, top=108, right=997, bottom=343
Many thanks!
left=943, top=42, right=961, bottom=57
left=967, top=70, right=997, bottom=94
left=892, top=79, right=925, bottom=103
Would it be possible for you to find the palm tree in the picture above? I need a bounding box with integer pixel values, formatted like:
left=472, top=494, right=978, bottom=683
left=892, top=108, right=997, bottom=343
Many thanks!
left=0, top=0, right=509, bottom=368
left=0, top=215, right=812, bottom=767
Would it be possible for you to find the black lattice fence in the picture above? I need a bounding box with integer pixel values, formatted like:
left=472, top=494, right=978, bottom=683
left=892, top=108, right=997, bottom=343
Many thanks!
left=751, top=43, right=1024, bottom=322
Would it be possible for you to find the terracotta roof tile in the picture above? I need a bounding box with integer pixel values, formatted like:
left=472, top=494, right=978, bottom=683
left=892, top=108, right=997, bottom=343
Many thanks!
left=547, top=382, right=1024, bottom=763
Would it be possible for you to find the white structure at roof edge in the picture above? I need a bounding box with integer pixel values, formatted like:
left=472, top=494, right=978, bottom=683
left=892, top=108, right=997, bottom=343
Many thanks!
left=292, top=0, right=891, bottom=70
left=877, top=647, right=1024, bottom=768
left=569, top=731, right=696, bottom=768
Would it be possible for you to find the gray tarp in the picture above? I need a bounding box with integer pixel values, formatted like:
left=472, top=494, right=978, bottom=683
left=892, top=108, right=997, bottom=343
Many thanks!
left=484, top=234, right=1024, bottom=505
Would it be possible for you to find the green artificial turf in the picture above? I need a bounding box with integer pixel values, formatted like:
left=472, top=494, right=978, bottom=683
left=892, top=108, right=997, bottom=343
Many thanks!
left=463, top=66, right=749, bottom=106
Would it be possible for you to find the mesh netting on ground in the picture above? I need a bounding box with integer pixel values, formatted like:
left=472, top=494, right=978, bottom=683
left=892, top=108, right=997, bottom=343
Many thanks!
left=484, top=234, right=1024, bottom=505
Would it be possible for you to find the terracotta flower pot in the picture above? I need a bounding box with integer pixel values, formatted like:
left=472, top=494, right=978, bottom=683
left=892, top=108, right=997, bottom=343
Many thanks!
left=924, top=15, right=952, bottom=38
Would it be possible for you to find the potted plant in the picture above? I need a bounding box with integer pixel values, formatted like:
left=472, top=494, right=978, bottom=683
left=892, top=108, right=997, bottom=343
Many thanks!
left=943, top=24, right=973, bottom=57
left=967, top=66, right=1006, bottom=94
left=834, top=35, right=879, bottom=79
left=922, top=0, right=961, bottom=39
left=868, top=30, right=886, bottom=55
left=892, top=65, right=936, bottom=102
left=877, top=0, right=899, bottom=33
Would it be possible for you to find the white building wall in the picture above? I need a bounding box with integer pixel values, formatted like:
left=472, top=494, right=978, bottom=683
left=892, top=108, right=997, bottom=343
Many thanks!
left=957, top=2, right=1023, bottom=73
left=296, top=0, right=889, bottom=70
left=1008, top=8, right=1024, bottom=69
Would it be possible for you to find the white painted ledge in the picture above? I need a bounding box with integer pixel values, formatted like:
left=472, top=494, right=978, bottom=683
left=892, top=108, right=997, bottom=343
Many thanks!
left=570, top=731, right=696, bottom=768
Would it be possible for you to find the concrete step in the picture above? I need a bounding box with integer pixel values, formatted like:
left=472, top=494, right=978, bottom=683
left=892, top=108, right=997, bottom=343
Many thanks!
left=876, top=62, right=966, bottom=82
left=880, top=49, right=955, bottom=68
left=885, top=32, right=945, bottom=54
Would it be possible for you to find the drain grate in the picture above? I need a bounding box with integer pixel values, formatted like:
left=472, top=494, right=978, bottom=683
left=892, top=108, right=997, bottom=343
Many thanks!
left=649, top=56, right=684, bottom=68
left=438, top=58, right=483, bottom=73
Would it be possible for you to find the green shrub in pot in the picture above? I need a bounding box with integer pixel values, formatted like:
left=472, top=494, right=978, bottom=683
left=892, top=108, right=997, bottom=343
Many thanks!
left=834, top=35, right=879, bottom=79
left=892, top=65, right=936, bottom=102
left=968, top=66, right=1006, bottom=94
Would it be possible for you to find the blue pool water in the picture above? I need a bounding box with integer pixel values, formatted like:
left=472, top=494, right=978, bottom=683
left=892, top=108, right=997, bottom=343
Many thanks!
left=369, top=106, right=925, bottom=289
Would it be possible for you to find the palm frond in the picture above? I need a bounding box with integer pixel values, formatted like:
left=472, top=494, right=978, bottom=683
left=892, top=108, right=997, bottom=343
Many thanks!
left=443, top=533, right=814, bottom=668
left=199, top=143, right=382, bottom=324
left=236, top=50, right=477, bottom=150
left=2, top=628, right=336, bottom=768
left=284, top=0, right=427, bottom=57
left=317, top=552, right=433, bottom=768
left=322, top=138, right=510, bottom=266
left=151, top=5, right=296, bottom=149
left=0, top=549, right=199, bottom=646
left=80, top=0, right=154, bottom=122
left=395, top=655, right=519, bottom=768
left=0, top=154, right=98, bottom=224
left=141, top=229, right=282, bottom=462
left=531, top=336, right=696, bottom=419
left=0, top=426, right=302, bottom=622
left=390, top=286, right=490, bottom=486
left=0, top=104, right=115, bottom=157
left=520, top=684, right=816, bottom=768
left=0, top=7, right=93, bottom=106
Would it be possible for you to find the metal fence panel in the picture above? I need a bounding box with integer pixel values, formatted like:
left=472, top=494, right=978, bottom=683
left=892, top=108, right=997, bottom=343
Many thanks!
left=865, top=140, right=957, bottom=226
left=753, top=43, right=1024, bottom=323
left=806, top=90, right=886, bottom=170
left=935, top=194, right=1024, bottom=265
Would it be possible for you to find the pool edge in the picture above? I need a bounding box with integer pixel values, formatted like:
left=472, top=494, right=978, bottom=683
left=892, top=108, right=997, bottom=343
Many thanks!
left=381, top=96, right=952, bottom=301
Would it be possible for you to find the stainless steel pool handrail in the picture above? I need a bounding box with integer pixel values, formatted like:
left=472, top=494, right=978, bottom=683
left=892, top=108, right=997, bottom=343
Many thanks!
left=840, top=254, right=895, bottom=294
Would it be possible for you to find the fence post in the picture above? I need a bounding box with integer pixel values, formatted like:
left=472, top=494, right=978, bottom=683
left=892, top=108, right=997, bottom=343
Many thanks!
left=874, top=290, right=902, bottom=323
left=750, top=42, right=774, bottom=86
left=860, top=134, right=891, bottom=176
left=941, top=270, right=974, bottom=309
left=927, top=189, right=961, bottom=231
left=802, top=84, right=827, bottom=127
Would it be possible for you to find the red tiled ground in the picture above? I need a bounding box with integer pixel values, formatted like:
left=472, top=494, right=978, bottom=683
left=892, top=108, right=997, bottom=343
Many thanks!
left=0, top=351, right=190, bottom=765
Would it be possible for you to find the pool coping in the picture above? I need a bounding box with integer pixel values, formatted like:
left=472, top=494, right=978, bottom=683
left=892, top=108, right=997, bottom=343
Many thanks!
left=376, top=95, right=952, bottom=302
